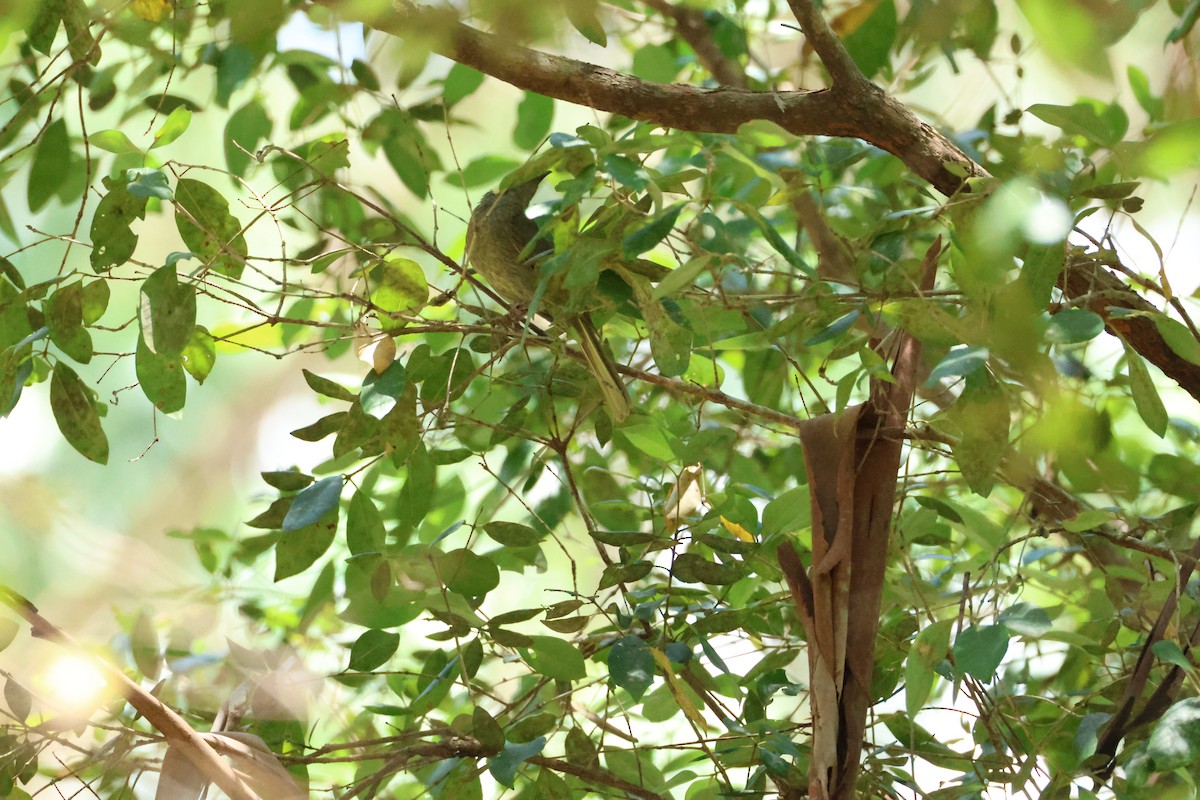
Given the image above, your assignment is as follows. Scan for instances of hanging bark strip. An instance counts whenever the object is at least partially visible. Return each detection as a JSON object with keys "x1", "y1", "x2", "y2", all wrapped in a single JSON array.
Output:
[{"x1": 778, "y1": 238, "x2": 942, "y2": 800}]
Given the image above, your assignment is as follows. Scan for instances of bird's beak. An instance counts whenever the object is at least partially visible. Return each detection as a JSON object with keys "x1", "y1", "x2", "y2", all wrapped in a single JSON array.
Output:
[{"x1": 504, "y1": 171, "x2": 550, "y2": 206}]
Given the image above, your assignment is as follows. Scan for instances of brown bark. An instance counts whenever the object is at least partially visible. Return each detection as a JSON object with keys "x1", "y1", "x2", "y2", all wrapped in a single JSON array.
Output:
[
  {"x1": 778, "y1": 240, "x2": 940, "y2": 800},
  {"x1": 1059, "y1": 250, "x2": 1200, "y2": 403},
  {"x1": 317, "y1": 1, "x2": 1200, "y2": 791}
]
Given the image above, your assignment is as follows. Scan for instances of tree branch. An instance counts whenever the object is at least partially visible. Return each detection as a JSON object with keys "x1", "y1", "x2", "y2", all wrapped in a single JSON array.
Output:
[
  {"x1": 322, "y1": 2, "x2": 1200, "y2": 419},
  {"x1": 639, "y1": 0, "x2": 748, "y2": 88},
  {"x1": 0, "y1": 586, "x2": 262, "y2": 800},
  {"x1": 317, "y1": 0, "x2": 982, "y2": 196},
  {"x1": 1059, "y1": 248, "x2": 1200, "y2": 403},
  {"x1": 785, "y1": 0, "x2": 866, "y2": 88}
]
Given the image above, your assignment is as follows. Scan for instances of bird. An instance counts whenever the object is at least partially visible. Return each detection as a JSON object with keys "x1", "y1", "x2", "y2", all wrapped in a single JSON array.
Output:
[{"x1": 466, "y1": 173, "x2": 632, "y2": 422}]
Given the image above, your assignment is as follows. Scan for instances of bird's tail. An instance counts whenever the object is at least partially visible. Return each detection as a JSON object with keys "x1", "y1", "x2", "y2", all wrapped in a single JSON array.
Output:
[{"x1": 571, "y1": 315, "x2": 631, "y2": 422}]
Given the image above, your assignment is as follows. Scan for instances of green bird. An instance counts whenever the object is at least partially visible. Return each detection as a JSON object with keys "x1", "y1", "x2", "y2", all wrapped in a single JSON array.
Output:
[{"x1": 466, "y1": 174, "x2": 632, "y2": 422}]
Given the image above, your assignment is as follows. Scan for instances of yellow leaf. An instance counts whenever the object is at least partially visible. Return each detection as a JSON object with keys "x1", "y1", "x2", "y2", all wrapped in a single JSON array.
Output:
[
  {"x1": 131, "y1": 0, "x2": 171, "y2": 22},
  {"x1": 720, "y1": 515, "x2": 755, "y2": 543},
  {"x1": 650, "y1": 649, "x2": 708, "y2": 732},
  {"x1": 829, "y1": 0, "x2": 883, "y2": 38}
]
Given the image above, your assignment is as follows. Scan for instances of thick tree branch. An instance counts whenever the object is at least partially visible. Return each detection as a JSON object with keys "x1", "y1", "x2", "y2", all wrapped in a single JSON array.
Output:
[
  {"x1": 319, "y1": 0, "x2": 982, "y2": 196},
  {"x1": 319, "y1": 2, "x2": 1200, "y2": 413},
  {"x1": 1059, "y1": 249, "x2": 1200, "y2": 403}
]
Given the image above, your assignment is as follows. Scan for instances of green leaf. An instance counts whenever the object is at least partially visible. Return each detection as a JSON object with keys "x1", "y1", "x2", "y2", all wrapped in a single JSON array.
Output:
[
  {"x1": 90, "y1": 181, "x2": 147, "y2": 273},
  {"x1": 437, "y1": 549, "x2": 500, "y2": 597},
  {"x1": 150, "y1": 106, "x2": 192, "y2": 149},
  {"x1": 181, "y1": 325, "x2": 216, "y2": 384},
  {"x1": 28, "y1": 117, "x2": 69, "y2": 212},
  {"x1": 473, "y1": 706, "x2": 505, "y2": 751},
  {"x1": 1151, "y1": 640, "x2": 1193, "y2": 672},
  {"x1": 952, "y1": 624, "x2": 1010, "y2": 680},
  {"x1": 130, "y1": 610, "x2": 162, "y2": 680},
  {"x1": 527, "y1": 636, "x2": 586, "y2": 681},
  {"x1": 1027, "y1": 102, "x2": 1122, "y2": 147},
  {"x1": 1128, "y1": 64, "x2": 1165, "y2": 119},
  {"x1": 626, "y1": 269, "x2": 690, "y2": 377},
  {"x1": 949, "y1": 371, "x2": 1009, "y2": 496},
  {"x1": 136, "y1": 334, "x2": 186, "y2": 413},
  {"x1": 0, "y1": 256, "x2": 25, "y2": 290},
  {"x1": 79, "y1": 279, "x2": 109, "y2": 324},
  {"x1": 564, "y1": 726, "x2": 598, "y2": 768},
  {"x1": 608, "y1": 636, "x2": 655, "y2": 700},
  {"x1": 507, "y1": 712, "x2": 555, "y2": 743},
  {"x1": 125, "y1": 168, "x2": 173, "y2": 200},
  {"x1": 456, "y1": 155, "x2": 522, "y2": 189},
  {"x1": 443, "y1": 64, "x2": 486, "y2": 107},
  {"x1": 291, "y1": 412, "x2": 348, "y2": 442},
  {"x1": 348, "y1": 629, "x2": 400, "y2": 671},
  {"x1": 382, "y1": 128, "x2": 431, "y2": 198},
  {"x1": 1147, "y1": 698, "x2": 1200, "y2": 770},
  {"x1": 361, "y1": 361, "x2": 406, "y2": 419},
  {"x1": 997, "y1": 602, "x2": 1052, "y2": 637},
  {"x1": 926, "y1": 345, "x2": 988, "y2": 386},
  {"x1": 0, "y1": 618, "x2": 18, "y2": 653},
  {"x1": 1019, "y1": 243, "x2": 1065, "y2": 309},
  {"x1": 303, "y1": 369, "x2": 357, "y2": 402},
  {"x1": 5, "y1": 675, "x2": 31, "y2": 721},
  {"x1": 805, "y1": 310, "x2": 859, "y2": 346},
  {"x1": 1147, "y1": 454, "x2": 1200, "y2": 496},
  {"x1": 1154, "y1": 314, "x2": 1200, "y2": 365},
  {"x1": 1062, "y1": 508, "x2": 1111, "y2": 532},
  {"x1": 139, "y1": 265, "x2": 197, "y2": 357},
  {"x1": 1046, "y1": 309, "x2": 1104, "y2": 344},
  {"x1": 881, "y1": 713, "x2": 972, "y2": 770},
  {"x1": 216, "y1": 45, "x2": 254, "y2": 107},
  {"x1": 174, "y1": 178, "x2": 248, "y2": 279},
  {"x1": 672, "y1": 552, "x2": 744, "y2": 585},
  {"x1": 761, "y1": 487, "x2": 810, "y2": 537},
  {"x1": 346, "y1": 489, "x2": 385, "y2": 555},
  {"x1": 483, "y1": 521, "x2": 544, "y2": 547},
  {"x1": 350, "y1": 58, "x2": 380, "y2": 90},
  {"x1": 536, "y1": 768, "x2": 571, "y2": 799},
  {"x1": 27, "y1": 0, "x2": 65, "y2": 55},
  {"x1": 261, "y1": 471, "x2": 312, "y2": 492},
  {"x1": 275, "y1": 518, "x2": 337, "y2": 580},
  {"x1": 906, "y1": 619, "x2": 952, "y2": 717},
  {"x1": 631, "y1": 43, "x2": 678, "y2": 82},
  {"x1": 1078, "y1": 181, "x2": 1141, "y2": 200},
  {"x1": 565, "y1": 0, "x2": 606, "y2": 45},
  {"x1": 88, "y1": 129, "x2": 141, "y2": 155},
  {"x1": 46, "y1": 282, "x2": 92, "y2": 364},
  {"x1": 1167, "y1": 0, "x2": 1200, "y2": 43},
  {"x1": 651, "y1": 254, "x2": 712, "y2": 301},
  {"x1": 50, "y1": 362, "x2": 108, "y2": 463},
  {"x1": 842, "y1": 0, "x2": 898, "y2": 79},
  {"x1": 282, "y1": 475, "x2": 344, "y2": 532},
  {"x1": 513, "y1": 92, "x2": 554, "y2": 150},
  {"x1": 597, "y1": 560, "x2": 654, "y2": 589},
  {"x1": 620, "y1": 422, "x2": 675, "y2": 460},
  {"x1": 622, "y1": 203, "x2": 683, "y2": 259},
  {"x1": 489, "y1": 737, "x2": 546, "y2": 788},
  {"x1": 61, "y1": 0, "x2": 97, "y2": 65},
  {"x1": 224, "y1": 100, "x2": 272, "y2": 178},
  {"x1": 1125, "y1": 343, "x2": 1167, "y2": 437},
  {"x1": 368, "y1": 257, "x2": 427, "y2": 331}
]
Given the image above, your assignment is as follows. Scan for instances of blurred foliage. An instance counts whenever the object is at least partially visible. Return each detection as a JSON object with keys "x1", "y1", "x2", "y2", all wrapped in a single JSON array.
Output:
[{"x1": 4, "y1": 0, "x2": 1200, "y2": 798}]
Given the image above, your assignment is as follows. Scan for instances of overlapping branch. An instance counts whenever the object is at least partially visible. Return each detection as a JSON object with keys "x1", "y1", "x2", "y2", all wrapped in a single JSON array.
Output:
[
  {"x1": 326, "y1": 1, "x2": 1199, "y2": 410},
  {"x1": 318, "y1": 0, "x2": 982, "y2": 195}
]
